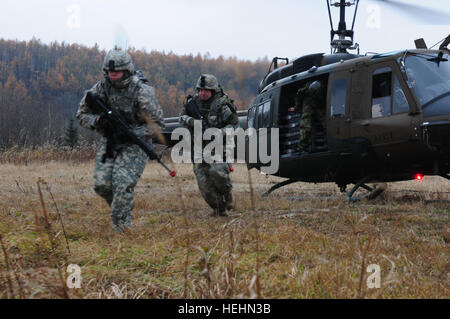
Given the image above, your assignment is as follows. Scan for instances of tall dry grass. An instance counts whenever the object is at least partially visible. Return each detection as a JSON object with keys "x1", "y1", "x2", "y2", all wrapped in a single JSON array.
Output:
[
  {"x1": 0, "y1": 153, "x2": 448, "y2": 299},
  {"x1": 0, "y1": 144, "x2": 97, "y2": 165}
]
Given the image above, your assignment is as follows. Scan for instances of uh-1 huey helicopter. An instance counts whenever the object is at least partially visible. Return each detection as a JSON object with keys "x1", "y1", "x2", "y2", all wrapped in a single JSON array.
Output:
[{"x1": 163, "y1": 0, "x2": 450, "y2": 201}]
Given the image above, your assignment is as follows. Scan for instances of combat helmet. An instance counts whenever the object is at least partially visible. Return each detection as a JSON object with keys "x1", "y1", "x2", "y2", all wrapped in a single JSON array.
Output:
[
  {"x1": 308, "y1": 80, "x2": 322, "y2": 93},
  {"x1": 196, "y1": 74, "x2": 221, "y2": 93},
  {"x1": 103, "y1": 50, "x2": 135, "y2": 74}
]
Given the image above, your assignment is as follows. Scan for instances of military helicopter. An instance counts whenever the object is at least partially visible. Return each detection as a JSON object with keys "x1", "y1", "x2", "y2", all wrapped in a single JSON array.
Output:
[{"x1": 163, "y1": 0, "x2": 450, "y2": 201}]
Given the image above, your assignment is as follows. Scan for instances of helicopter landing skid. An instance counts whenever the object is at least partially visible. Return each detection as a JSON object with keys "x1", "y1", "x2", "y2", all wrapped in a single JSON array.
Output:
[
  {"x1": 262, "y1": 179, "x2": 299, "y2": 197},
  {"x1": 346, "y1": 177, "x2": 387, "y2": 202}
]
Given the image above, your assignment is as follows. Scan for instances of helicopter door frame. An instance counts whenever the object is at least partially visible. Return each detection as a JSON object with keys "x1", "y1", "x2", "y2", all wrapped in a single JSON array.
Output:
[
  {"x1": 246, "y1": 89, "x2": 279, "y2": 168},
  {"x1": 245, "y1": 105, "x2": 257, "y2": 166},
  {"x1": 327, "y1": 70, "x2": 352, "y2": 150},
  {"x1": 351, "y1": 61, "x2": 417, "y2": 164}
]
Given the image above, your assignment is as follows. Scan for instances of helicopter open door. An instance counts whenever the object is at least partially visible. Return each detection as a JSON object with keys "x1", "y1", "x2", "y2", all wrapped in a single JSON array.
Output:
[{"x1": 274, "y1": 75, "x2": 330, "y2": 158}]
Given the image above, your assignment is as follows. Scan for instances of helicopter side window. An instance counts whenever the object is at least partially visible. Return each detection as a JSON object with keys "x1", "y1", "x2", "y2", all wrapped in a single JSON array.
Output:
[
  {"x1": 248, "y1": 106, "x2": 256, "y2": 129},
  {"x1": 371, "y1": 68, "x2": 392, "y2": 118},
  {"x1": 330, "y1": 79, "x2": 347, "y2": 117},
  {"x1": 254, "y1": 101, "x2": 271, "y2": 129},
  {"x1": 393, "y1": 75, "x2": 409, "y2": 114},
  {"x1": 262, "y1": 101, "x2": 271, "y2": 127},
  {"x1": 257, "y1": 104, "x2": 264, "y2": 128}
]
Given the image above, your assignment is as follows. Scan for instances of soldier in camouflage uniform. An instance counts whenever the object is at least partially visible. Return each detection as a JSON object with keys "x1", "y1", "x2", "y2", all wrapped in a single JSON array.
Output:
[
  {"x1": 179, "y1": 74, "x2": 239, "y2": 217},
  {"x1": 296, "y1": 80, "x2": 326, "y2": 151},
  {"x1": 76, "y1": 50, "x2": 164, "y2": 233}
]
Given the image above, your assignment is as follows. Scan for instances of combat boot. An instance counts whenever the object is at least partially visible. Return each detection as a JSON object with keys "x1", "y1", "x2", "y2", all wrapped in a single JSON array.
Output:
[
  {"x1": 112, "y1": 222, "x2": 130, "y2": 235},
  {"x1": 211, "y1": 207, "x2": 228, "y2": 217},
  {"x1": 224, "y1": 193, "x2": 234, "y2": 210},
  {"x1": 113, "y1": 223, "x2": 125, "y2": 234}
]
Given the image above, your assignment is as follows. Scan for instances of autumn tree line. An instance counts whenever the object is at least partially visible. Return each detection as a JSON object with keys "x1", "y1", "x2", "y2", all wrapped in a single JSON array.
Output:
[{"x1": 0, "y1": 38, "x2": 269, "y2": 149}]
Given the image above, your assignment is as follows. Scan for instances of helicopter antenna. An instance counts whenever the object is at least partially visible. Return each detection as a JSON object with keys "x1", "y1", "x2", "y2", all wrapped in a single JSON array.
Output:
[
  {"x1": 327, "y1": 0, "x2": 360, "y2": 54},
  {"x1": 440, "y1": 34, "x2": 450, "y2": 51}
]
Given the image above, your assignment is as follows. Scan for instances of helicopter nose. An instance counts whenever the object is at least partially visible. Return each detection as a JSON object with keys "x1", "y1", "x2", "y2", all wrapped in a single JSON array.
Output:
[{"x1": 421, "y1": 121, "x2": 450, "y2": 152}]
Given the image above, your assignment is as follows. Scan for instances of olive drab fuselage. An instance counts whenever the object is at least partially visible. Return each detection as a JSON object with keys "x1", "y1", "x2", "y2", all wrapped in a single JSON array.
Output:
[
  {"x1": 161, "y1": 49, "x2": 450, "y2": 191},
  {"x1": 161, "y1": 2, "x2": 450, "y2": 196},
  {"x1": 245, "y1": 49, "x2": 450, "y2": 188}
]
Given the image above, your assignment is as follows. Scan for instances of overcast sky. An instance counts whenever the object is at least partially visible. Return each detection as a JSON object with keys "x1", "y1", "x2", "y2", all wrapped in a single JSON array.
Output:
[{"x1": 1, "y1": 0, "x2": 449, "y2": 61}]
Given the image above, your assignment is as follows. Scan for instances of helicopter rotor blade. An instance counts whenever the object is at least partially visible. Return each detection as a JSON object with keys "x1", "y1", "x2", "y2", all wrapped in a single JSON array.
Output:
[{"x1": 371, "y1": 0, "x2": 450, "y2": 25}]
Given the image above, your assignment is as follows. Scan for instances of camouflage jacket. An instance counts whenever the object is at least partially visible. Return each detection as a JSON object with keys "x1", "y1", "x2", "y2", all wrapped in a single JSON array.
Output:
[
  {"x1": 179, "y1": 93, "x2": 239, "y2": 131},
  {"x1": 76, "y1": 74, "x2": 165, "y2": 141}
]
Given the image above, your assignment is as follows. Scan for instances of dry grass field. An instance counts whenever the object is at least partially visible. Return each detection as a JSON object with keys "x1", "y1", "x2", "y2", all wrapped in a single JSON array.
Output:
[{"x1": 0, "y1": 155, "x2": 449, "y2": 299}]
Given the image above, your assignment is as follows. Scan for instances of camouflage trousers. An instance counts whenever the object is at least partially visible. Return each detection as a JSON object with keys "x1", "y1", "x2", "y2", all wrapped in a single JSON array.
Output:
[
  {"x1": 193, "y1": 162, "x2": 232, "y2": 215},
  {"x1": 299, "y1": 102, "x2": 325, "y2": 151},
  {"x1": 299, "y1": 102, "x2": 314, "y2": 150},
  {"x1": 93, "y1": 142, "x2": 148, "y2": 233}
]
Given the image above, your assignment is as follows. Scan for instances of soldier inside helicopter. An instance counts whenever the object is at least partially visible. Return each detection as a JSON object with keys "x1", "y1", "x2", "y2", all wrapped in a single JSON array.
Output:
[
  {"x1": 296, "y1": 80, "x2": 326, "y2": 152},
  {"x1": 278, "y1": 77, "x2": 328, "y2": 157}
]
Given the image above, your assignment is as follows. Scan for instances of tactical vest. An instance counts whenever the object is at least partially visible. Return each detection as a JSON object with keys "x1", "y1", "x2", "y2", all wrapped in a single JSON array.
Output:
[
  {"x1": 189, "y1": 94, "x2": 236, "y2": 129},
  {"x1": 100, "y1": 75, "x2": 146, "y2": 127}
]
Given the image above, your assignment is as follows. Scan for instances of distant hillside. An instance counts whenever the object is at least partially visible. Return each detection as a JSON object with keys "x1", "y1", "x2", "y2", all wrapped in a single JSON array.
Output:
[{"x1": 0, "y1": 39, "x2": 269, "y2": 148}]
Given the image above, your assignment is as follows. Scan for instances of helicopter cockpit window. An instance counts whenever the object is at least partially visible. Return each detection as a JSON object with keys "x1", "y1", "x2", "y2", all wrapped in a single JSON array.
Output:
[
  {"x1": 330, "y1": 79, "x2": 347, "y2": 117},
  {"x1": 371, "y1": 67, "x2": 392, "y2": 118},
  {"x1": 404, "y1": 53, "x2": 450, "y2": 117}
]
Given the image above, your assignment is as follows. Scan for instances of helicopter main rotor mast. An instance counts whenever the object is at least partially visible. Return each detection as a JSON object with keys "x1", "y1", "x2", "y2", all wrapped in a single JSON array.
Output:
[{"x1": 327, "y1": 0, "x2": 360, "y2": 54}]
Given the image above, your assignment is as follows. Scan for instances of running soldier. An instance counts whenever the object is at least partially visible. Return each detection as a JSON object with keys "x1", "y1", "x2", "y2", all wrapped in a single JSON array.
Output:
[
  {"x1": 77, "y1": 50, "x2": 164, "y2": 233},
  {"x1": 179, "y1": 74, "x2": 239, "y2": 216}
]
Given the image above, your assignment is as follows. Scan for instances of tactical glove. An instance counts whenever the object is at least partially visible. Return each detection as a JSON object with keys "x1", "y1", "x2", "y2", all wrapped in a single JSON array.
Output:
[
  {"x1": 181, "y1": 115, "x2": 195, "y2": 127},
  {"x1": 96, "y1": 115, "x2": 115, "y2": 134},
  {"x1": 85, "y1": 92, "x2": 99, "y2": 108},
  {"x1": 147, "y1": 150, "x2": 159, "y2": 161}
]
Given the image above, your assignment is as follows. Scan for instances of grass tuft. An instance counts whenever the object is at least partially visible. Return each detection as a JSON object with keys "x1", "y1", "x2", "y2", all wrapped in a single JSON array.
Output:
[{"x1": 0, "y1": 159, "x2": 449, "y2": 299}]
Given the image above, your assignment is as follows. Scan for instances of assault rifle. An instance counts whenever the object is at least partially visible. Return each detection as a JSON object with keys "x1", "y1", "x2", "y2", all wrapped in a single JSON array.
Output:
[
  {"x1": 185, "y1": 97, "x2": 209, "y2": 131},
  {"x1": 86, "y1": 92, "x2": 176, "y2": 177},
  {"x1": 185, "y1": 96, "x2": 234, "y2": 172}
]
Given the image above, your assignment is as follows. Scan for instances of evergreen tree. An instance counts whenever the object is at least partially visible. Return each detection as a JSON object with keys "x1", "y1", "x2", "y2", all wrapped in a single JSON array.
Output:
[{"x1": 64, "y1": 118, "x2": 79, "y2": 148}]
